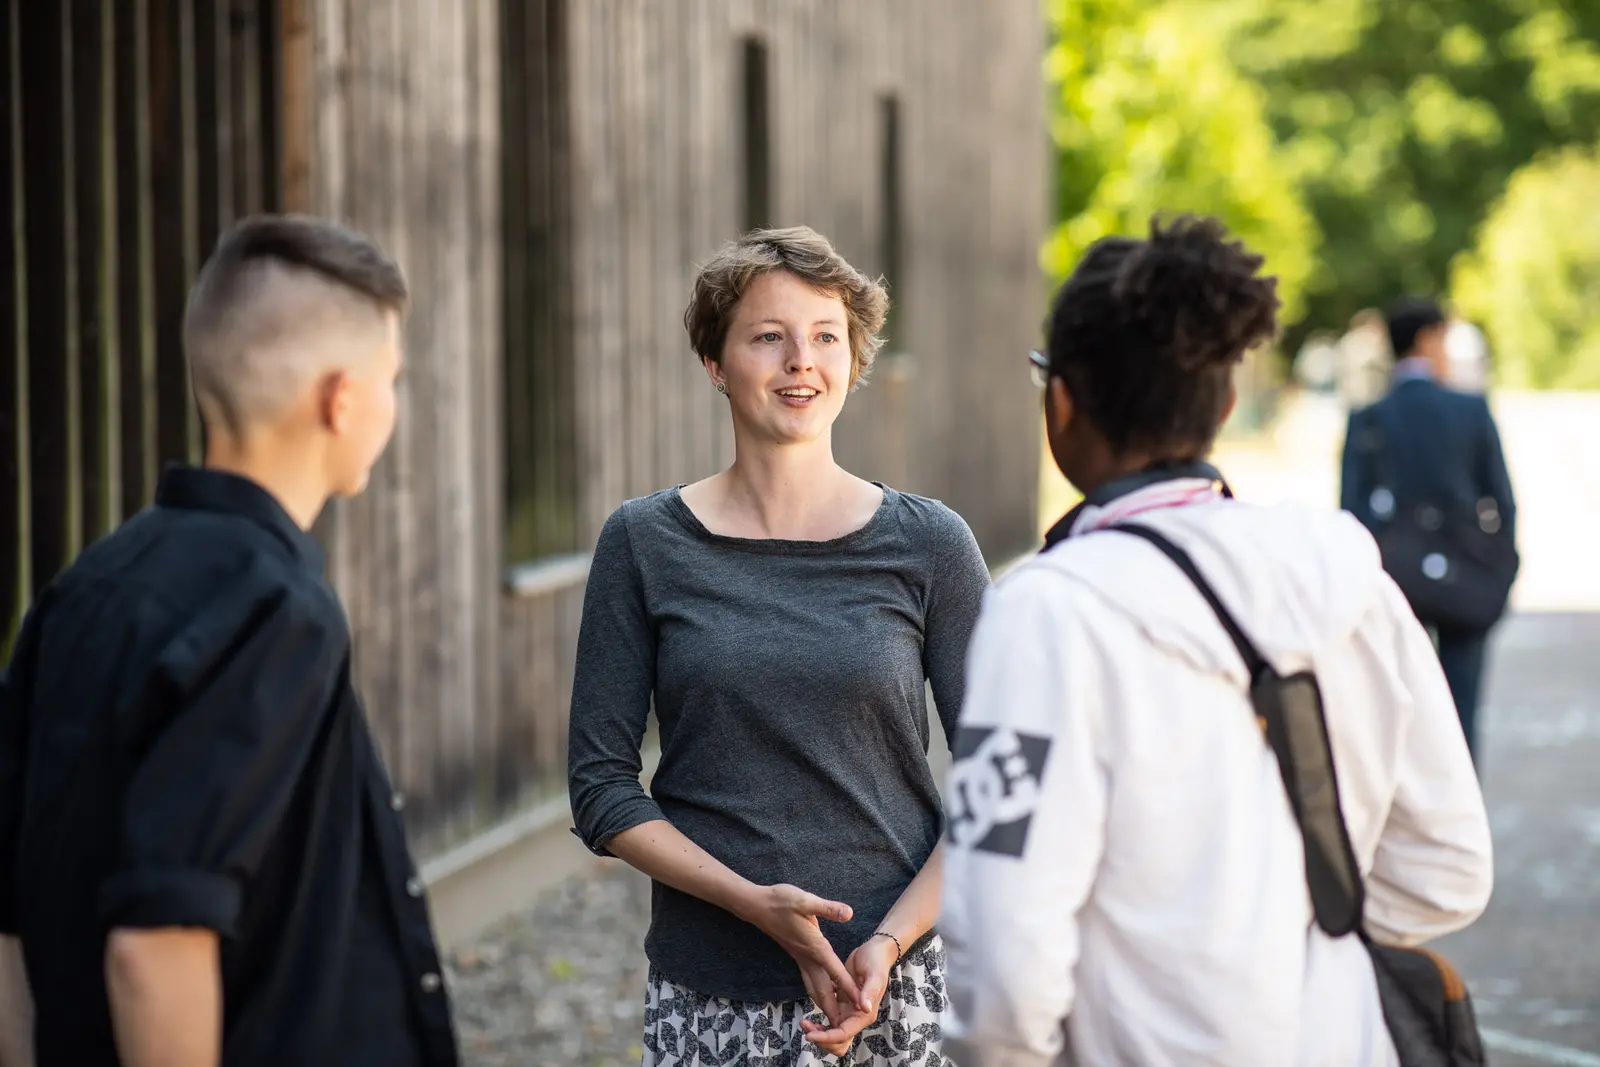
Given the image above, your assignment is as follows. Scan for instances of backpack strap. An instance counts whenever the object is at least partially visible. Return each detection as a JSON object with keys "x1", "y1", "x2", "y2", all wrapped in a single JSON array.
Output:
[{"x1": 1111, "y1": 522, "x2": 1367, "y2": 938}]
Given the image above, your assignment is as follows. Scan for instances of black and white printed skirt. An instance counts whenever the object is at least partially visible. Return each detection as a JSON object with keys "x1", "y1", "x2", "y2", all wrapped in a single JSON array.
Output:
[{"x1": 641, "y1": 936, "x2": 949, "y2": 1067}]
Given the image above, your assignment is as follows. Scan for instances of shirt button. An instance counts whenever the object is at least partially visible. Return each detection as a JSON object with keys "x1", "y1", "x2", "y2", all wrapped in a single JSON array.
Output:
[
  {"x1": 420, "y1": 972, "x2": 441, "y2": 993},
  {"x1": 406, "y1": 877, "x2": 424, "y2": 898},
  {"x1": 390, "y1": 792, "x2": 406, "y2": 812}
]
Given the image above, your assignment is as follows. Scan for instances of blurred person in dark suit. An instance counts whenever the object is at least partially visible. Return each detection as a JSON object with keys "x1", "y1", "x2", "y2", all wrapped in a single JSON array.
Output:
[{"x1": 1341, "y1": 297, "x2": 1518, "y2": 762}]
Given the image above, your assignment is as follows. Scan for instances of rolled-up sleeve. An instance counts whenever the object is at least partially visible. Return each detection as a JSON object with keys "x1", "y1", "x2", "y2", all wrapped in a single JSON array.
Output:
[
  {"x1": 567, "y1": 506, "x2": 665, "y2": 855},
  {"x1": 99, "y1": 575, "x2": 343, "y2": 937},
  {"x1": 0, "y1": 603, "x2": 46, "y2": 935}
]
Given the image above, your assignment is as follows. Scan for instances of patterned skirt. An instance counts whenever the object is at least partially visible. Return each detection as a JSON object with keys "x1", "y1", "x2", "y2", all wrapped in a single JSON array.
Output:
[{"x1": 641, "y1": 936, "x2": 948, "y2": 1067}]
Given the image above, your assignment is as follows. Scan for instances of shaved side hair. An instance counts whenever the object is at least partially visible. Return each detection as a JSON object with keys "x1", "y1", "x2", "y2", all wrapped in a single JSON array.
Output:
[{"x1": 183, "y1": 215, "x2": 408, "y2": 435}]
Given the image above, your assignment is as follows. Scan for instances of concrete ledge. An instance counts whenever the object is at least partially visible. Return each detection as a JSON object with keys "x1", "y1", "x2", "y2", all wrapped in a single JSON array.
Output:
[
  {"x1": 503, "y1": 551, "x2": 592, "y2": 599},
  {"x1": 421, "y1": 748, "x2": 659, "y2": 951},
  {"x1": 422, "y1": 803, "x2": 610, "y2": 951}
]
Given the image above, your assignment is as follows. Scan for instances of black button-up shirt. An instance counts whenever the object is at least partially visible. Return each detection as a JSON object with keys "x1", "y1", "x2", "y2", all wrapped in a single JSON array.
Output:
[{"x1": 0, "y1": 466, "x2": 458, "y2": 1067}]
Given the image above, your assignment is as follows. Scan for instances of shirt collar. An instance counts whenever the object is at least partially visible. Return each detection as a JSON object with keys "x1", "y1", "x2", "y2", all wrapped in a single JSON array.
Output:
[
  {"x1": 1392, "y1": 355, "x2": 1436, "y2": 385},
  {"x1": 154, "y1": 464, "x2": 327, "y2": 571},
  {"x1": 1043, "y1": 459, "x2": 1232, "y2": 551}
]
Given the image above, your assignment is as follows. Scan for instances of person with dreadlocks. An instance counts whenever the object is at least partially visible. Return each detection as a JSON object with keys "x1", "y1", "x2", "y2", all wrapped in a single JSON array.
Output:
[{"x1": 940, "y1": 215, "x2": 1492, "y2": 1067}]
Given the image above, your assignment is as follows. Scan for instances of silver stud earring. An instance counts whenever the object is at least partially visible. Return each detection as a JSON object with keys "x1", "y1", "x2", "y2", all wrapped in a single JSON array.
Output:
[{"x1": 715, "y1": 381, "x2": 726, "y2": 394}]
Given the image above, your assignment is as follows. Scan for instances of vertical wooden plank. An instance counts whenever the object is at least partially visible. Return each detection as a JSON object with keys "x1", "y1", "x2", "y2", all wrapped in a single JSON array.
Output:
[
  {"x1": 1002, "y1": 0, "x2": 1047, "y2": 553},
  {"x1": 967, "y1": 0, "x2": 1004, "y2": 546},
  {"x1": 653, "y1": 0, "x2": 689, "y2": 489},
  {"x1": 193, "y1": 0, "x2": 232, "y2": 250},
  {"x1": 299, "y1": 0, "x2": 348, "y2": 590},
  {"x1": 19, "y1": 0, "x2": 79, "y2": 590},
  {"x1": 404, "y1": 0, "x2": 441, "y2": 835},
  {"x1": 714, "y1": 1, "x2": 738, "y2": 469},
  {"x1": 525, "y1": 0, "x2": 567, "y2": 559},
  {"x1": 501, "y1": 0, "x2": 529, "y2": 561},
  {"x1": 707, "y1": 0, "x2": 735, "y2": 474},
  {"x1": 430, "y1": 0, "x2": 477, "y2": 842},
  {"x1": 256, "y1": 0, "x2": 282, "y2": 212},
  {"x1": 566, "y1": 0, "x2": 600, "y2": 543},
  {"x1": 373, "y1": 0, "x2": 418, "y2": 813},
  {"x1": 74, "y1": 0, "x2": 117, "y2": 539},
  {"x1": 1, "y1": 0, "x2": 30, "y2": 645},
  {"x1": 147, "y1": 0, "x2": 200, "y2": 467},
  {"x1": 468, "y1": 0, "x2": 502, "y2": 827},
  {"x1": 618, "y1": 4, "x2": 652, "y2": 501},
  {"x1": 114, "y1": 0, "x2": 155, "y2": 518},
  {"x1": 826, "y1": 0, "x2": 870, "y2": 474},
  {"x1": 929, "y1": 0, "x2": 958, "y2": 505},
  {"x1": 278, "y1": 0, "x2": 312, "y2": 215},
  {"x1": 525, "y1": 0, "x2": 554, "y2": 554},
  {"x1": 682, "y1": 0, "x2": 716, "y2": 480},
  {"x1": 230, "y1": 0, "x2": 264, "y2": 215},
  {"x1": 547, "y1": 0, "x2": 578, "y2": 554},
  {"x1": 579, "y1": 0, "x2": 626, "y2": 540}
]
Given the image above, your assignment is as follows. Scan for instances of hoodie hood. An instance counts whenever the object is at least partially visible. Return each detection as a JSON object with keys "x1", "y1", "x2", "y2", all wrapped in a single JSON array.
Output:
[{"x1": 1028, "y1": 498, "x2": 1386, "y2": 684}]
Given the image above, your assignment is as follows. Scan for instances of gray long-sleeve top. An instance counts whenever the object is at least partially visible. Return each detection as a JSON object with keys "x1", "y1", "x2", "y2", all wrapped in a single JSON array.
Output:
[{"x1": 567, "y1": 485, "x2": 990, "y2": 1001}]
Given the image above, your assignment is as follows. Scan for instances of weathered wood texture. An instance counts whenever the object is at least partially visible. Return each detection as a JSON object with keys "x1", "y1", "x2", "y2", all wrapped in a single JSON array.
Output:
[
  {"x1": 3, "y1": 0, "x2": 281, "y2": 650},
  {"x1": 287, "y1": 0, "x2": 503, "y2": 855},
  {"x1": 558, "y1": 0, "x2": 1049, "y2": 556},
  {"x1": 290, "y1": 0, "x2": 1048, "y2": 854},
  {"x1": 8, "y1": 0, "x2": 1046, "y2": 856}
]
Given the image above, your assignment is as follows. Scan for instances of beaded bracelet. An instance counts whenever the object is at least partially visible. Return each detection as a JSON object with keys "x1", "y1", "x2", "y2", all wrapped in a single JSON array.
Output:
[{"x1": 872, "y1": 930, "x2": 904, "y2": 962}]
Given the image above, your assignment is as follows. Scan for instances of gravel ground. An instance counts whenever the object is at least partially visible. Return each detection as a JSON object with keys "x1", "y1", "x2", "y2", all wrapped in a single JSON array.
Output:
[{"x1": 449, "y1": 864, "x2": 654, "y2": 1067}]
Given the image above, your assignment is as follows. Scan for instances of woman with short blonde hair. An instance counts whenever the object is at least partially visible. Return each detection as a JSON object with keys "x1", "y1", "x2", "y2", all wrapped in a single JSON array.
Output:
[{"x1": 569, "y1": 226, "x2": 988, "y2": 1065}]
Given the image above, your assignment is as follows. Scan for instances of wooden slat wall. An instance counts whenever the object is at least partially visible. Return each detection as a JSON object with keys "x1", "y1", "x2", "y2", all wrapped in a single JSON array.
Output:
[
  {"x1": 555, "y1": 0, "x2": 1046, "y2": 552},
  {"x1": 3, "y1": 0, "x2": 281, "y2": 653},
  {"x1": 280, "y1": 0, "x2": 1046, "y2": 854},
  {"x1": 293, "y1": 0, "x2": 503, "y2": 855}
]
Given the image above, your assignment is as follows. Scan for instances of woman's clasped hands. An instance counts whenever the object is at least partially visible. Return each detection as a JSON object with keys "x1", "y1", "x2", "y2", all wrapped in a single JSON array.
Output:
[{"x1": 737, "y1": 883, "x2": 897, "y2": 1057}]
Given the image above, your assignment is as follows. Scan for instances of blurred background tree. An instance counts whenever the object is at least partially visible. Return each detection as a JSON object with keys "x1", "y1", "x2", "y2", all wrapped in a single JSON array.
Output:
[
  {"x1": 1452, "y1": 145, "x2": 1600, "y2": 388},
  {"x1": 1042, "y1": 0, "x2": 1318, "y2": 323},
  {"x1": 1045, "y1": 0, "x2": 1600, "y2": 385}
]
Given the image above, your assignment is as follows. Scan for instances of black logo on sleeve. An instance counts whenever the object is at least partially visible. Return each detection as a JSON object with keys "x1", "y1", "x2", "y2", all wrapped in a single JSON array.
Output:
[{"x1": 945, "y1": 726, "x2": 1052, "y2": 858}]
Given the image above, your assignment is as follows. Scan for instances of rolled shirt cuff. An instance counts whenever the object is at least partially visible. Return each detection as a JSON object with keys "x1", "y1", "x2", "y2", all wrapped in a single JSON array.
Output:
[
  {"x1": 100, "y1": 869, "x2": 243, "y2": 938},
  {"x1": 571, "y1": 793, "x2": 668, "y2": 857}
]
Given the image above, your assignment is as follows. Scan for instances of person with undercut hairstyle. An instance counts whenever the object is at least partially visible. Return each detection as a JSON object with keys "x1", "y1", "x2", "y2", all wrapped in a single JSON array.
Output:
[
  {"x1": 941, "y1": 215, "x2": 1491, "y2": 1067},
  {"x1": 0, "y1": 216, "x2": 459, "y2": 1067}
]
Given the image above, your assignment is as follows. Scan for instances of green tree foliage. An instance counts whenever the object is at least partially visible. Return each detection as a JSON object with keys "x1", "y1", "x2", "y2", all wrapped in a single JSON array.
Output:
[
  {"x1": 1047, "y1": 0, "x2": 1600, "y2": 373},
  {"x1": 1042, "y1": 0, "x2": 1318, "y2": 323},
  {"x1": 1452, "y1": 146, "x2": 1600, "y2": 388},
  {"x1": 1231, "y1": 0, "x2": 1600, "y2": 348}
]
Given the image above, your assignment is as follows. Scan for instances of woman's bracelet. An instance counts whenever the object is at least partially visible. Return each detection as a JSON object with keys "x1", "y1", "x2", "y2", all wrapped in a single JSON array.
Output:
[{"x1": 872, "y1": 930, "x2": 904, "y2": 962}]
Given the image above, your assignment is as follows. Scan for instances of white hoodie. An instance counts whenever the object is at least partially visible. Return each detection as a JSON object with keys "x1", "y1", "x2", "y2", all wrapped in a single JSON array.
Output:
[{"x1": 940, "y1": 493, "x2": 1493, "y2": 1067}]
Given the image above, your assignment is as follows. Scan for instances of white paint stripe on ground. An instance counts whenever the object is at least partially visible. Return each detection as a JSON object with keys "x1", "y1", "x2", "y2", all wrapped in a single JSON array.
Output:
[{"x1": 1482, "y1": 1028, "x2": 1600, "y2": 1067}]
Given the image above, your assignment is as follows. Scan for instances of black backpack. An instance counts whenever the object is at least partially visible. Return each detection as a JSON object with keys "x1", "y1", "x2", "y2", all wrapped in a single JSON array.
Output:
[
  {"x1": 1112, "y1": 522, "x2": 1487, "y2": 1067},
  {"x1": 1355, "y1": 403, "x2": 1517, "y2": 632}
]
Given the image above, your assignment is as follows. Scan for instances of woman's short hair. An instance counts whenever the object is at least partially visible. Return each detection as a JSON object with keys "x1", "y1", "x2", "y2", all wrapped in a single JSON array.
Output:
[
  {"x1": 1045, "y1": 213, "x2": 1281, "y2": 457},
  {"x1": 683, "y1": 226, "x2": 889, "y2": 386}
]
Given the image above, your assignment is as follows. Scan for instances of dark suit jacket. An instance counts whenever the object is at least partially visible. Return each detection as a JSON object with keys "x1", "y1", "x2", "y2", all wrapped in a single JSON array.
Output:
[{"x1": 1340, "y1": 376, "x2": 1516, "y2": 540}]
